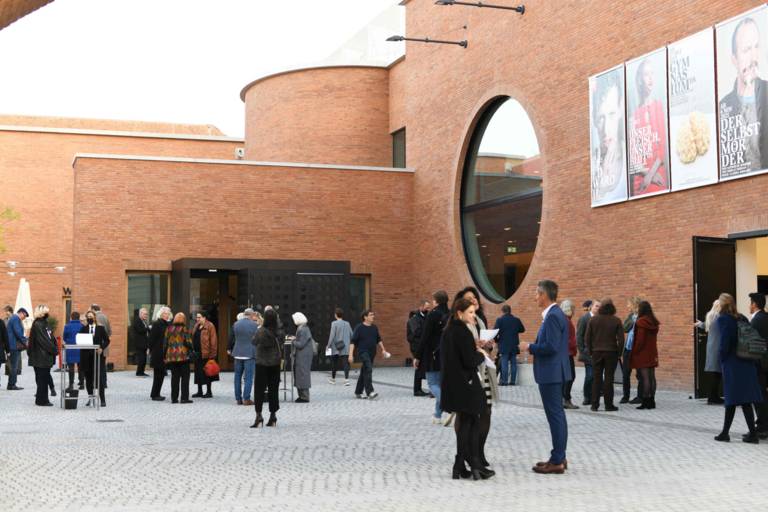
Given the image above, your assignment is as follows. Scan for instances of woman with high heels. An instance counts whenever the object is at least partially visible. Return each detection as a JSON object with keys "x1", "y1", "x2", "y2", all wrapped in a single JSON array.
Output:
[
  {"x1": 252, "y1": 309, "x2": 282, "y2": 428},
  {"x1": 440, "y1": 297, "x2": 495, "y2": 480},
  {"x1": 714, "y1": 293, "x2": 763, "y2": 443}
]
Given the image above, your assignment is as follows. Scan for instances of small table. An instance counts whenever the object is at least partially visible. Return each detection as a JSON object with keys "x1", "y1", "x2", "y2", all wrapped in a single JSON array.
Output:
[
  {"x1": 59, "y1": 344, "x2": 101, "y2": 411},
  {"x1": 281, "y1": 336, "x2": 294, "y2": 402}
]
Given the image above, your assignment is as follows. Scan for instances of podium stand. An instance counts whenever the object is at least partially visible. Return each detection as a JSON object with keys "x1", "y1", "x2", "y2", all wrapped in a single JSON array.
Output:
[
  {"x1": 60, "y1": 345, "x2": 101, "y2": 411},
  {"x1": 281, "y1": 336, "x2": 294, "y2": 402}
]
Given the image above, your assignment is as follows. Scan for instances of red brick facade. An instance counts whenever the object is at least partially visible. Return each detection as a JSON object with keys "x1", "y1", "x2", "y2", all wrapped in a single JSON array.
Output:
[{"x1": 3, "y1": 0, "x2": 768, "y2": 389}]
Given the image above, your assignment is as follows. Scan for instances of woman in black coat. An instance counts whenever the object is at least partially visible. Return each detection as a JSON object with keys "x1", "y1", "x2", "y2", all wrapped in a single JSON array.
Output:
[
  {"x1": 80, "y1": 309, "x2": 110, "y2": 407},
  {"x1": 28, "y1": 305, "x2": 57, "y2": 406},
  {"x1": 149, "y1": 307, "x2": 171, "y2": 401},
  {"x1": 440, "y1": 297, "x2": 494, "y2": 480},
  {"x1": 251, "y1": 309, "x2": 283, "y2": 428}
]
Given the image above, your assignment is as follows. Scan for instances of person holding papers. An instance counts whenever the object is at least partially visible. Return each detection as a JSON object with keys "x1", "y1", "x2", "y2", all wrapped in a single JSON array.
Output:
[
  {"x1": 452, "y1": 289, "x2": 499, "y2": 469},
  {"x1": 440, "y1": 297, "x2": 494, "y2": 480},
  {"x1": 80, "y1": 309, "x2": 110, "y2": 407}
]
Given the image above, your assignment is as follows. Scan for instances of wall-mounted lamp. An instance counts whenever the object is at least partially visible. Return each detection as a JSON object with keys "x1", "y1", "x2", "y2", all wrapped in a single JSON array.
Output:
[
  {"x1": 435, "y1": 0, "x2": 525, "y2": 14},
  {"x1": 386, "y1": 35, "x2": 468, "y2": 48},
  {"x1": 54, "y1": 266, "x2": 66, "y2": 273},
  {"x1": 6, "y1": 260, "x2": 17, "y2": 269}
]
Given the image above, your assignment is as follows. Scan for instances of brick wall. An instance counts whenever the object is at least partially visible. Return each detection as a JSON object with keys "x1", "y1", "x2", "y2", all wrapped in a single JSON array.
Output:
[
  {"x1": 0, "y1": 120, "x2": 241, "y2": 333},
  {"x1": 243, "y1": 66, "x2": 392, "y2": 167},
  {"x1": 72, "y1": 157, "x2": 415, "y2": 368},
  {"x1": 398, "y1": 0, "x2": 768, "y2": 389}
]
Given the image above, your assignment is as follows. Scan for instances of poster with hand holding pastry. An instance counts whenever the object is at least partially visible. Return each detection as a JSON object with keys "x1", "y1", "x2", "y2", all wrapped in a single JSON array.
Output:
[{"x1": 668, "y1": 28, "x2": 718, "y2": 191}]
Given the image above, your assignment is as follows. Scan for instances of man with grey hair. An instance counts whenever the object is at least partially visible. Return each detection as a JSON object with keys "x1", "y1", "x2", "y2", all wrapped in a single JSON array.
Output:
[
  {"x1": 523, "y1": 280, "x2": 571, "y2": 474},
  {"x1": 231, "y1": 308, "x2": 258, "y2": 405},
  {"x1": 133, "y1": 307, "x2": 151, "y2": 377}
]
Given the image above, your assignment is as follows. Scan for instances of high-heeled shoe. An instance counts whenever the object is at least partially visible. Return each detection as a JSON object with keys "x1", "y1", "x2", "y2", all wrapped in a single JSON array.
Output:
[
  {"x1": 266, "y1": 415, "x2": 277, "y2": 427},
  {"x1": 250, "y1": 414, "x2": 264, "y2": 428},
  {"x1": 451, "y1": 455, "x2": 471, "y2": 479},
  {"x1": 470, "y1": 458, "x2": 496, "y2": 480}
]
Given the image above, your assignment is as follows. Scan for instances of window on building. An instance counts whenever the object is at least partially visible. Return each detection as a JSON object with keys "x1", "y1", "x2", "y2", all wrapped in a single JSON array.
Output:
[
  {"x1": 392, "y1": 128, "x2": 406, "y2": 168},
  {"x1": 127, "y1": 272, "x2": 170, "y2": 365},
  {"x1": 460, "y1": 97, "x2": 542, "y2": 303},
  {"x1": 349, "y1": 274, "x2": 371, "y2": 327}
]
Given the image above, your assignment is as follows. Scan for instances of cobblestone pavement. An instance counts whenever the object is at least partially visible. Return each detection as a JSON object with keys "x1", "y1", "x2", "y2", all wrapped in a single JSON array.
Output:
[{"x1": 0, "y1": 364, "x2": 766, "y2": 511}]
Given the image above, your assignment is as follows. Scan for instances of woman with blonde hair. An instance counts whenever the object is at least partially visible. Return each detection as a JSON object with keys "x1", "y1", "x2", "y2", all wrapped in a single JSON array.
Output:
[
  {"x1": 164, "y1": 312, "x2": 194, "y2": 404},
  {"x1": 714, "y1": 293, "x2": 763, "y2": 443},
  {"x1": 28, "y1": 305, "x2": 57, "y2": 406},
  {"x1": 695, "y1": 299, "x2": 724, "y2": 405}
]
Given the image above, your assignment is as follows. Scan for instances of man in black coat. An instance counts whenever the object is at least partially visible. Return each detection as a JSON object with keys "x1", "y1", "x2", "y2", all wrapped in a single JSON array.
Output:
[
  {"x1": 149, "y1": 307, "x2": 171, "y2": 401},
  {"x1": 414, "y1": 290, "x2": 450, "y2": 422},
  {"x1": 748, "y1": 292, "x2": 768, "y2": 439},
  {"x1": 407, "y1": 299, "x2": 431, "y2": 396},
  {"x1": 132, "y1": 308, "x2": 151, "y2": 377}
]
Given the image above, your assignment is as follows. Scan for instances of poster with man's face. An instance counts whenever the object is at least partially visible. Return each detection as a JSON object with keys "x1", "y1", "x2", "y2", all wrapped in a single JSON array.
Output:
[
  {"x1": 589, "y1": 65, "x2": 628, "y2": 207},
  {"x1": 716, "y1": 5, "x2": 768, "y2": 181},
  {"x1": 626, "y1": 48, "x2": 670, "y2": 198},
  {"x1": 669, "y1": 29, "x2": 718, "y2": 191}
]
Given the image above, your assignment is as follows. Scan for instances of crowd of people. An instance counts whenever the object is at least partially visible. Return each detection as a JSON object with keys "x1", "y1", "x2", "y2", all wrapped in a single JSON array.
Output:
[{"x1": 0, "y1": 281, "x2": 766, "y2": 479}]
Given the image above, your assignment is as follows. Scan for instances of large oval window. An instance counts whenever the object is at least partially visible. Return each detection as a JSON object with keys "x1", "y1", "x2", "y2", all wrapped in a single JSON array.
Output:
[{"x1": 460, "y1": 97, "x2": 542, "y2": 303}]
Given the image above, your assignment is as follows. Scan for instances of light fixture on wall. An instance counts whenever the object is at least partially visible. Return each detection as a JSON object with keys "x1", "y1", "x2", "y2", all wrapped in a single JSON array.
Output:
[
  {"x1": 435, "y1": 0, "x2": 525, "y2": 13},
  {"x1": 386, "y1": 35, "x2": 468, "y2": 48}
]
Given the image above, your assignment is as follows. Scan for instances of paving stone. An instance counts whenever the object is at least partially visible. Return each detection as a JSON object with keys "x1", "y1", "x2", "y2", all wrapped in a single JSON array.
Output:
[{"x1": 0, "y1": 364, "x2": 765, "y2": 511}]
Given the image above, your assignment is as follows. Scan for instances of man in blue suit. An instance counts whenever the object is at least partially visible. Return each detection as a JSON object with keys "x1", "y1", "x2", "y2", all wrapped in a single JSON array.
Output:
[
  {"x1": 6, "y1": 308, "x2": 29, "y2": 391},
  {"x1": 524, "y1": 280, "x2": 572, "y2": 474}
]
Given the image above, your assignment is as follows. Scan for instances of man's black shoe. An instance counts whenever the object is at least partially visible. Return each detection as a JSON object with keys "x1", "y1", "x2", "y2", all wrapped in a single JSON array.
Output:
[
  {"x1": 757, "y1": 430, "x2": 768, "y2": 440},
  {"x1": 151, "y1": 396, "x2": 166, "y2": 401},
  {"x1": 707, "y1": 397, "x2": 725, "y2": 405},
  {"x1": 7, "y1": 386, "x2": 23, "y2": 391},
  {"x1": 619, "y1": 397, "x2": 629, "y2": 404},
  {"x1": 629, "y1": 397, "x2": 642, "y2": 404},
  {"x1": 414, "y1": 390, "x2": 428, "y2": 397}
]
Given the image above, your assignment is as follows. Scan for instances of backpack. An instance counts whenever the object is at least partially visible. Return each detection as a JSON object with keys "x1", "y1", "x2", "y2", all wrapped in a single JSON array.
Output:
[{"x1": 736, "y1": 320, "x2": 768, "y2": 361}]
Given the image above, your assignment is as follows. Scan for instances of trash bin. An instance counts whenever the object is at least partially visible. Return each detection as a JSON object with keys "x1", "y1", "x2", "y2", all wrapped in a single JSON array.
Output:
[{"x1": 64, "y1": 388, "x2": 79, "y2": 410}]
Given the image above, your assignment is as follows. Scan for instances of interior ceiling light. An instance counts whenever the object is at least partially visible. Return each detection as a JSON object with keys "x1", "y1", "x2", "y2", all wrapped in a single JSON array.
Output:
[
  {"x1": 435, "y1": 0, "x2": 525, "y2": 14},
  {"x1": 386, "y1": 35, "x2": 468, "y2": 48},
  {"x1": 503, "y1": 227, "x2": 511, "y2": 231}
]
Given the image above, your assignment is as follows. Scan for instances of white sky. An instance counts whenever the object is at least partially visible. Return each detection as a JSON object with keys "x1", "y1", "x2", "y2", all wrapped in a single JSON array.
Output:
[
  {"x1": 0, "y1": 0, "x2": 401, "y2": 137},
  {"x1": 478, "y1": 99, "x2": 540, "y2": 158}
]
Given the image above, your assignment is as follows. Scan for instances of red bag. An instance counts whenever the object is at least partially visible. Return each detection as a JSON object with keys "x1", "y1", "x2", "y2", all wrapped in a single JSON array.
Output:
[{"x1": 203, "y1": 359, "x2": 220, "y2": 378}]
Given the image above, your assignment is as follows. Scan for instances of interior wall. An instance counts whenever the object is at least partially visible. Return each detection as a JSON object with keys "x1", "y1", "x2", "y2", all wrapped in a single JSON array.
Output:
[
  {"x1": 736, "y1": 238, "x2": 758, "y2": 314},
  {"x1": 757, "y1": 237, "x2": 768, "y2": 276}
]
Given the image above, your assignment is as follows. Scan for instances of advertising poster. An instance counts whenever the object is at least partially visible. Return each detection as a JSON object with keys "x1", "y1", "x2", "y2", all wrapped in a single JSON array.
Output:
[
  {"x1": 627, "y1": 48, "x2": 671, "y2": 198},
  {"x1": 716, "y1": 5, "x2": 768, "y2": 181},
  {"x1": 668, "y1": 29, "x2": 718, "y2": 191},
  {"x1": 589, "y1": 65, "x2": 628, "y2": 207}
]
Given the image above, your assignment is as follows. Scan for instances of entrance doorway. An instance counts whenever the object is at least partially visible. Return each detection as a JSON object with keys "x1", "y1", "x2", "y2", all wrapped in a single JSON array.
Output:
[
  {"x1": 190, "y1": 270, "x2": 238, "y2": 370},
  {"x1": 693, "y1": 234, "x2": 768, "y2": 398}
]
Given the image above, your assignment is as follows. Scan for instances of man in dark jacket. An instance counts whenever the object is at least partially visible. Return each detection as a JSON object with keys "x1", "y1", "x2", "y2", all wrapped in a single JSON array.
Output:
[
  {"x1": 748, "y1": 292, "x2": 768, "y2": 439},
  {"x1": 494, "y1": 304, "x2": 525, "y2": 385},
  {"x1": 407, "y1": 300, "x2": 431, "y2": 396},
  {"x1": 0, "y1": 305, "x2": 10, "y2": 387},
  {"x1": 132, "y1": 308, "x2": 151, "y2": 377},
  {"x1": 576, "y1": 300, "x2": 597, "y2": 406},
  {"x1": 149, "y1": 307, "x2": 171, "y2": 401},
  {"x1": 414, "y1": 290, "x2": 449, "y2": 423},
  {"x1": 6, "y1": 308, "x2": 28, "y2": 391}
]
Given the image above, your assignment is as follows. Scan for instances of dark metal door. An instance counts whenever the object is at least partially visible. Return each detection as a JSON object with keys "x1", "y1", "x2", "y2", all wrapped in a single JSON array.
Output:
[
  {"x1": 296, "y1": 273, "x2": 348, "y2": 371},
  {"x1": 692, "y1": 236, "x2": 736, "y2": 398}
]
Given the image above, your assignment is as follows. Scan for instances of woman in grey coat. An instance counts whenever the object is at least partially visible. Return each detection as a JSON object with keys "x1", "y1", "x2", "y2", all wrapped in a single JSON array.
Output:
[
  {"x1": 327, "y1": 308, "x2": 353, "y2": 385},
  {"x1": 696, "y1": 299, "x2": 723, "y2": 405},
  {"x1": 292, "y1": 312, "x2": 314, "y2": 403}
]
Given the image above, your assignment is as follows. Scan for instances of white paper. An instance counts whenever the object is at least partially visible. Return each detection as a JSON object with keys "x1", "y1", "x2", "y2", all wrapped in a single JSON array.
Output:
[
  {"x1": 483, "y1": 354, "x2": 496, "y2": 370},
  {"x1": 324, "y1": 346, "x2": 332, "y2": 356},
  {"x1": 75, "y1": 333, "x2": 93, "y2": 346},
  {"x1": 479, "y1": 329, "x2": 499, "y2": 341}
]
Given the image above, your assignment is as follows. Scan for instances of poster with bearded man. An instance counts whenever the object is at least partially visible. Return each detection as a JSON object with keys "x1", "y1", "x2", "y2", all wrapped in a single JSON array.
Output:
[{"x1": 716, "y1": 5, "x2": 768, "y2": 181}]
